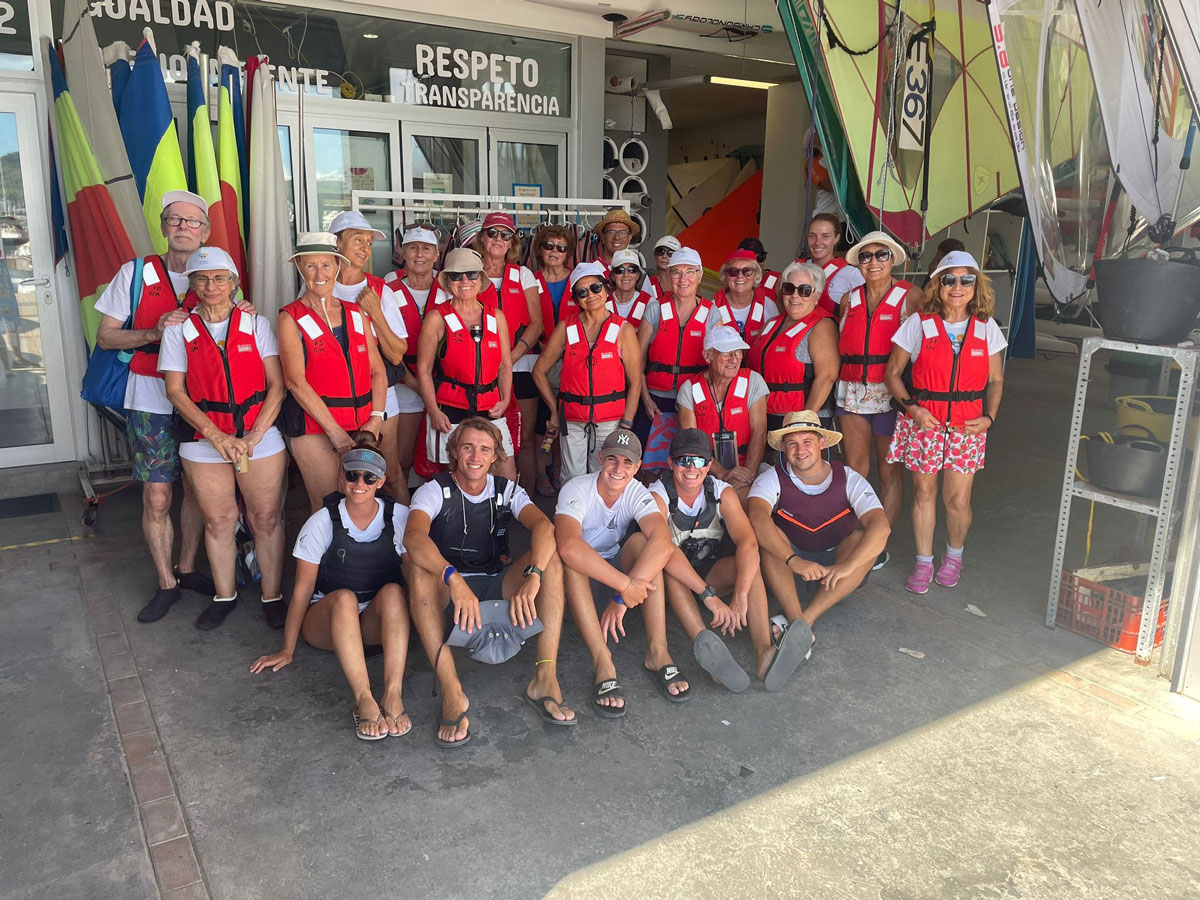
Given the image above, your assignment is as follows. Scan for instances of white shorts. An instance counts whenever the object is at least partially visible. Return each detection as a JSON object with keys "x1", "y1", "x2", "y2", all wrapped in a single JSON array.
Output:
[
  {"x1": 560, "y1": 419, "x2": 619, "y2": 481},
  {"x1": 393, "y1": 383, "x2": 426, "y2": 415},
  {"x1": 179, "y1": 426, "x2": 287, "y2": 464},
  {"x1": 425, "y1": 415, "x2": 514, "y2": 465}
]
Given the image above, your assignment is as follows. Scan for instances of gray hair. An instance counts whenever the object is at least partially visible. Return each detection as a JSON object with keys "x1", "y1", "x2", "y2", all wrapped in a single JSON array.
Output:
[
  {"x1": 780, "y1": 260, "x2": 826, "y2": 296},
  {"x1": 721, "y1": 259, "x2": 762, "y2": 288}
]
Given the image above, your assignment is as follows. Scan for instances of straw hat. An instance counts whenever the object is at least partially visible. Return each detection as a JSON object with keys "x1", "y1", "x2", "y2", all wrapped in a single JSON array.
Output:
[
  {"x1": 593, "y1": 208, "x2": 640, "y2": 239},
  {"x1": 845, "y1": 230, "x2": 907, "y2": 266},
  {"x1": 767, "y1": 410, "x2": 843, "y2": 450}
]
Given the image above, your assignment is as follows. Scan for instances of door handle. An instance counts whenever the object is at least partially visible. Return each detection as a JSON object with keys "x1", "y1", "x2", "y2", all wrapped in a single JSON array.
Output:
[{"x1": 19, "y1": 276, "x2": 50, "y2": 288}]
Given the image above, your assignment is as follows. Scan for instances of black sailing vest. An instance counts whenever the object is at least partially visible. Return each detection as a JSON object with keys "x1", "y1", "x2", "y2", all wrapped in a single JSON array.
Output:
[
  {"x1": 315, "y1": 491, "x2": 401, "y2": 601},
  {"x1": 427, "y1": 473, "x2": 512, "y2": 576}
]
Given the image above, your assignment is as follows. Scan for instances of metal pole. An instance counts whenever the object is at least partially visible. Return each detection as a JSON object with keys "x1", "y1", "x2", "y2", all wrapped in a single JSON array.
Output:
[{"x1": 1162, "y1": 353, "x2": 1200, "y2": 677}]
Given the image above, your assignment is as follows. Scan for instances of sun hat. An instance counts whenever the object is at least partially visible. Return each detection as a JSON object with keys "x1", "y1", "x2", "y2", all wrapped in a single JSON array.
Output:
[
  {"x1": 599, "y1": 427, "x2": 642, "y2": 463},
  {"x1": 594, "y1": 208, "x2": 640, "y2": 239},
  {"x1": 929, "y1": 250, "x2": 982, "y2": 280},
  {"x1": 401, "y1": 225, "x2": 439, "y2": 246},
  {"x1": 161, "y1": 189, "x2": 209, "y2": 215},
  {"x1": 767, "y1": 409, "x2": 843, "y2": 450},
  {"x1": 183, "y1": 246, "x2": 239, "y2": 278},
  {"x1": 453, "y1": 218, "x2": 483, "y2": 247},
  {"x1": 669, "y1": 246, "x2": 703, "y2": 269},
  {"x1": 342, "y1": 447, "x2": 386, "y2": 478},
  {"x1": 441, "y1": 247, "x2": 484, "y2": 274},
  {"x1": 845, "y1": 230, "x2": 907, "y2": 266},
  {"x1": 481, "y1": 211, "x2": 516, "y2": 234},
  {"x1": 287, "y1": 232, "x2": 351, "y2": 265},
  {"x1": 568, "y1": 260, "x2": 608, "y2": 292},
  {"x1": 704, "y1": 324, "x2": 750, "y2": 353},
  {"x1": 654, "y1": 234, "x2": 682, "y2": 253},
  {"x1": 609, "y1": 249, "x2": 642, "y2": 271},
  {"x1": 330, "y1": 210, "x2": 386, "y2": 240},
  {"x1": 670, "y1": 428, "x2": 713, "y2": 462}
]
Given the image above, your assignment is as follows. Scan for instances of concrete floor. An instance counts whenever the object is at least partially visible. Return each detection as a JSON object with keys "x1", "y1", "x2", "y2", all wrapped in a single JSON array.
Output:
[{"x1": 4, "y1": 350, "x2": 1200, "y2": 900}]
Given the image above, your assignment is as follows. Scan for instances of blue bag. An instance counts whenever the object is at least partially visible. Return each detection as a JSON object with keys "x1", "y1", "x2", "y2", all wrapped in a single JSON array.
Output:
[{"x1": 80, "y1": 258, "x2": 143, "y2": 410}]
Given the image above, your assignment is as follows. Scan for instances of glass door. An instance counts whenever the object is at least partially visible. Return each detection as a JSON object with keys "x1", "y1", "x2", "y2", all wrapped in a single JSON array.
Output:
[
  {"x1": 0, "y1": 92, "x2": 73, "y2": 466},
  {"x1": 401, "y1": 123, "x2": 486, "y2": 236},
  {"x1": 488, "y1": 129, "x2": 565, "y2": 199}
]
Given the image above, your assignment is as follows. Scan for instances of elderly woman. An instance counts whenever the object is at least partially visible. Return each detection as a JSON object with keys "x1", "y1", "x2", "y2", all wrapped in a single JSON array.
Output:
[
  {"x1": 885, "y1": 251, "x2": 1006, "y2": 594},
  {"x1": 746, "y1": 261, "x2": 839, "y2": 434},
  {"x1": 160, "y1": 247, "x2": 287, "y2": 631},
  {"x1": 836, "y1": 231, "x2": 920, "y2": 569},
  {"x1": 328, "y1": 211, "x2": 410, "y2": 501},
  {"x1": 648, "y1": 235, "x2": 681, "y2": 299},
  {"x1": 714, "y1": 248, "x2": 779, "y2": 342},
  {"x1": 415, "y1": 247, "x2": 517, "y2": 481},
  {"x1": 251, "y1": 436, "x2": 412, "y2": 742},
  {"x1": 736, "y1": 237, "x2": 782, "y2": 302},
  {"x1": 677, "y1": 325, "x2": 769, "y2": 503},
  {"x1": 608, "y1": 248, "x2": 652, "y2": 329},
  {"x1": 637, "y1": 246, "x2": 717, "y2": 472},
  {"x1": 472, "y1": 212, "x2": 542, "y2": 490},
  {"x1": 533, "y1": 261, "x2": 642, "y2": 480},
  {"x1": 279, "y1": 232, "x2": 388, "y2": 512}
]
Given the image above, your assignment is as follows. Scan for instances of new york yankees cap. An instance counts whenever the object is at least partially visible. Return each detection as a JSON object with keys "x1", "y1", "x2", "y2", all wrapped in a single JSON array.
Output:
[{"x1": 599, "y1": 427, "x2": 642, "y2": 463}]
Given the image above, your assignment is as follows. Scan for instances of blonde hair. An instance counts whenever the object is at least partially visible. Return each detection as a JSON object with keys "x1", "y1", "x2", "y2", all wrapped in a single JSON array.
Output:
[
  {"x1": 446, "y1": 416, "x2": 509, "y2": 469},
  {"x1": 920, "y1": 267, "x2": 995, "y2": 320},
  {"x1": 721, "y1": 259, "x2": 762, "y2": 289},
  {"x1": 472, "y1": 227, "x2": 521, "y2": 267}
]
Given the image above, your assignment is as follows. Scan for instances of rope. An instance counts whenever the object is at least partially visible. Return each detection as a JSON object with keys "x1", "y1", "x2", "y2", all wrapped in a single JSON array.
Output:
[
  {"x1": 876, "y1": 11, "x2": 907, "y2": 219},
  {"x1": 823, "y1": 0, "x2": 902, "y2": 56}
]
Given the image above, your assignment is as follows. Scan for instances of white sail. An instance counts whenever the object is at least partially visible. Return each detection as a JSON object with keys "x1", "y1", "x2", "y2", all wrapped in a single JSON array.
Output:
[{"x1": 1158, "y1": 0, "x2": 1200, "y2": 106}]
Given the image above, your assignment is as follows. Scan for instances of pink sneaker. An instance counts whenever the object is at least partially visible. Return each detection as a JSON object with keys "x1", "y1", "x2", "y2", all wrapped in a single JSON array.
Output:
[
  {"x1": 906, "y1": 561, "x2": 935, "y2": 594},
  {"x1": 935, "y1": 556, "x2": 963, "y2": 588}
]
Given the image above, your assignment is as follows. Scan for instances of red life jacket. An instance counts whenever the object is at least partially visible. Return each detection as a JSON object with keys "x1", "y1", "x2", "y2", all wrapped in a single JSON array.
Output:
[
  {"x1": 685, "y1": 370, "x2": 754, "y2": 466},
  {"x1": 838, "y1": 280, "x2": 913, "y2": 383},
  {"x1": 279, "y1": 298, "x2": 373, "y2": 435},
  {"x1": 760, "y1": 269, "x2": 781, "y2": 302},
  {"x1": 179, "y1": 307, "x2": 267, "y2": 439},
  {"x1": 435, "y1": 304, "x2": 502, "y2": 413},
  {"x1": 747, "y1": 308, "x2": 832, "y2": 418},
  {"x1": 384, "y1": 270, "x2": 446, "y2": 373},
  {"x1": 817, "y1": 257, "x2": 848, "y2": 315},
  {"x1": 611, "y1": 290, "x2": 651, "y2": 330},
  {"x1": 648, "y1": 274, "x2": 665, "y2": 299},
  {"x1": 558, "y1": 313, "x2": 627, "y2": 424},
  {"x1": 714, "y1": 286, "x2": 773, "y2": 342},
  {"x1": 771, "y1": 461, "x2": 861, "y2": 552},
  {"x1": 535, "y1": 270, "x2": 577, "y2": 344},
  {"x1": 479, "y1": 263, "x2": 531, "y2": 351},
  {"x1": 130, "y1": 256, "x2": 199, "y2": 377},
  {"x1": 911, "y1": 314, "x2": 992, "y2": 428},
  {"x1": 645, "y1": 295, "x2": 714, "y2": 393}
]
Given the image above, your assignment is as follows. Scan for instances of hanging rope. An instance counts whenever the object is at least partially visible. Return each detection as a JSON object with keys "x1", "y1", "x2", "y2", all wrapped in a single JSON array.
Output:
[
  {"x1": 876, "y1": 10, "x2": 907, "y2": 223},
  {"x1": 823, "y1": 0, "x2": 903, "y2": 56}
]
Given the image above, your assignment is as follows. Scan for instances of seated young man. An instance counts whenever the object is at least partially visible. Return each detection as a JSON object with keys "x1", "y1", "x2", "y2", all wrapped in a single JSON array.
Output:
[
  {"x1": 404, "y1": 417, "x2": 575, "y2": 749},
  {"x1": 649, "y1": 428, "x2": 811, "y2": 693},
  {"x1": 554, "y1": 427, "x2": 687, "y2": 717},
  {"x1": 747, "y1": 411, "x2": 890, "y2": 654}
]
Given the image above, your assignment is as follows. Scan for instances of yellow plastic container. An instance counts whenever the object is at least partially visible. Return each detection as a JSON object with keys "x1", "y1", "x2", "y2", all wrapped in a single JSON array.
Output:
[{"x1": 1114, "y1": 395, "x2": 1199, "y2": 451}]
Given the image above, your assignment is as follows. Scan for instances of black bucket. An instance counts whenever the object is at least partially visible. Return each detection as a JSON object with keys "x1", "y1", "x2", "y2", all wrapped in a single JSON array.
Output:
[
  {"x1": 1093, "y1": 252, "x2": 1200, "y2": 344},
  {"x1": 1081, "y1": 426, "x2": 1167, "y2": 497}
]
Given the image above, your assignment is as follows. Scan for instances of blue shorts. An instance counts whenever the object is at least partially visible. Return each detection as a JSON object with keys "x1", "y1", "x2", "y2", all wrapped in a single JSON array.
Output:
[
  {"x1": 125, "y1": 411, "x2": 181, "y2": 483},
  {"x1": 835, "y1": 407, "x2": 899, "y2": 436}
]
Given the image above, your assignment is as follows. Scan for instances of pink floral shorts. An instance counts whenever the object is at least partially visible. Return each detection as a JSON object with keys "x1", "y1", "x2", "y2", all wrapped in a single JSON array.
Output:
[{"x1": 886, "y1": 413, "x2": 987, "y2": 475}]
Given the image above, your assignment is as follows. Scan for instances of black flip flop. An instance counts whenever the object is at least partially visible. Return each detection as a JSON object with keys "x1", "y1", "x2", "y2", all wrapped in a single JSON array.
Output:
[
  {"x1": 525, "y1": 694, "x2": 578, "y2": 727},
  {"x1": 763, "y1": 618, "x2": 814, "y2": 692},
  {"x1": 434, "y1": 710, "x2": 471, "y2": 748},
  {"x1": 693, "y1": 630, "x2": 750, "y2": 693},
  {"x1": 646, "y1": 665, "x2": 692, "y2": 703},
  {"x1": 592, "y1": 679, "x2": 628, "y2": 719}
]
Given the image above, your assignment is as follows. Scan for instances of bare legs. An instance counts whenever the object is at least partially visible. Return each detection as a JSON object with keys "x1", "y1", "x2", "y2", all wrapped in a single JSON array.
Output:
[
  {"x1": 839, "y1": 412, "x2": 903, "y2": 528},
  {"x1": 289, "y1": 433, "x2": 342, "y2": 513}
]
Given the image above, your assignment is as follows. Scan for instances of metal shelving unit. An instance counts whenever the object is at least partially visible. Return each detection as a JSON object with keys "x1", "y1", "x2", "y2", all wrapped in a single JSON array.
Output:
[{"x1": 1046, "y1": 337, "x2": 1199, "y2": 663}]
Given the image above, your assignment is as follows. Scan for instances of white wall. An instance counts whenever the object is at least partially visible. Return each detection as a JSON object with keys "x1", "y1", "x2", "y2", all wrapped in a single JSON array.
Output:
[
  {"x1": 759, "y1": 81, "x2": 811, "y2": 268},
  {"x1": 667, "y1": 115, "x2": 765, "y2": 165}
]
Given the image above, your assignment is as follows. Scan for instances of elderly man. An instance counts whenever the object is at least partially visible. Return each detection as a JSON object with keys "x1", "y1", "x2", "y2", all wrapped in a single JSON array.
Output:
[
  {"x1": 555, "y1": 427, "x2": 688, "y2": 717},
  {"x1": 748, "y1": 411, "x2": 890, "y2": 655},
  {"x1": 593, "y1": 209, "x2": 640, "y2": 271},
  {"x1": 95, "y1": 190, "x2": 217, "y2": 624},
  {"x1": 650, "y1": 429, "x2": 810, "y2": 692},
  {"x1": 404, "y1": 416, "x2": 575, "y2": 748}
]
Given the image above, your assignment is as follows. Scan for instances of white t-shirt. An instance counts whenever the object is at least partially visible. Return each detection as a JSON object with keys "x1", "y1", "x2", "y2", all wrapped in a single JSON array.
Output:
[
  {"x1": 490, "y1": 265, "x2": 539, "y2": 373},
  {"x1": 676, "y1": 370, "x2": 770, "y2": 413},
  {"x1": 293, "y1": 498, "x2": 409, "y2": 602},
  {"x1": 749, "y1": 462, "x2": 883, "y2": 520},
  {"x1": 891, "y1": 315, "x2": 1007, "y2": 360},
  {"x1": 555, "y1": 472, "x2": 661, "y2": 560},
  {"x1": 94, "y1": 259, "x2": 189, "y2": 414},
  {"x1": 720, "y1": 296, "x2": 779, "y2": 332},
  {"x1": 648, "y1": 475, "x2": 731, "y2": 518},
  {"x1": 826, "y1": 265, "x2": 865, "y2": 305},
  {"x1": 409, "y1": 474, "x2": 534, "y2": 524}
]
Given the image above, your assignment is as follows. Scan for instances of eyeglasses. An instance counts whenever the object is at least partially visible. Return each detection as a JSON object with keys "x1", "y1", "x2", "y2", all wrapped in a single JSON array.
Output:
[
  {"x1": 344, "y1": 470, "x2": 379, "y2": 485},
  {"x1": 162, "y1": 215, "x2": 206, "y2": 229},
  {"x1": 191, "y1": 274, "x2": 234, "y2": 287},
  {"x1": 654, "y1": 247, "x2": 673, "y2": 256},
  {"x1": 725, "y1": 266, "x2": 756, "y2": 278},
  {"x1": 571, "y1": 282, "x2": 607, "y2": 301},
  {"x1": 672, "y1": 456, "x2": 709, "y2": 469},
  {"x1": 670, "y1": 268, "x2": 700, "y2": 278},
  {"x1": 485, "y1": 227, "x2": 514, "y2": 241},
  {"x1": 857, "y1": 248, "x2": 894, "y2": 263},
  {"x1": 611, "y1": 265, "x2": 640, "y2": 276},
  {"x1": 780, "y1": 282, "x2": 815, "y2": 297},
  {"x1": 605, "y1": 228, "x2": 631, "y2": 238},
  {"x1": 542, "y1": 241, "x2": 569, "y2": 253},
  {"x1": 940, "y1": 273, "x2": 978, "y2": 288},
  {"x1": 446, "y1": 270, "x2": 481, "y2": 282}
]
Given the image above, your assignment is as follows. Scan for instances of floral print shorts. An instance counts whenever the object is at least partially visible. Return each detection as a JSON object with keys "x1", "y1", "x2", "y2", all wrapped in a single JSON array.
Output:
[{"x1": 886, "y1": 413, "x2": 987, "y2": 475}]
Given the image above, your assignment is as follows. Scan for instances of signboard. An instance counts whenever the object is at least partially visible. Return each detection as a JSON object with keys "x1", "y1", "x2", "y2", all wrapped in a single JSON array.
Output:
[
  {"x1": 512, "y1": 183, "x2": 542, "y2": 228},
  {"x1": 0, "y1": 0, "x2": 33, "y2": 71}
]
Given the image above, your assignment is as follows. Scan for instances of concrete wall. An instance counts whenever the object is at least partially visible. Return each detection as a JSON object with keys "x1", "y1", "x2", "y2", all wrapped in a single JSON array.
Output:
[
  {"x1": 604, "y1": 50, "x2": 670, "y2": 249},
  {"x1": 667, "y1": 115, "x2": 765, "y2": 165},
  {"x1": 759, "y1": 80, "x2": 812, "y2": 268}
]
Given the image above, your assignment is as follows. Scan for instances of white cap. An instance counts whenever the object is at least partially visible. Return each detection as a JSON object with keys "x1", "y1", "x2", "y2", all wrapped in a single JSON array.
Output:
[
  {"x1": 568, "y1": 261, "x2": 608, "y2": 292},
  {"x1": 929, "y1": 250, "x2": 982, "y2": 279},
  {"x1": 610, "y1": 249, "x2": 642, "y2": 270},
  {"x1": 704, "y1": 324, "x2": 750, "y2": 353},
  {"x1": 329, "y1": 210, "x2": 386, "y2": 240},
  {"x1": 161, "y1": 190, "x2": 208, "y2": 215},
  {"x1": 654, "y1": 235, "x2": 682, "y2": 253},
  {"x1": 402, "y1": 225, "x2": 439, "y2": 246},
  {"x1": 183, "y1": 246, "x2": 239, "y2": 277},
  {"x1": 669, "y1": 246, "x2": 702, "y2": 268}
]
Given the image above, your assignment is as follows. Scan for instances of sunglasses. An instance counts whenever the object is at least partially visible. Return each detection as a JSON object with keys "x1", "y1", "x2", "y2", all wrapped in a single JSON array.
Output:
[
  {"x1": 542, "y1": 241, "x2": 569, "y2": 253},
  {"x1": 780, "y1": 282, "x2": 816, "y2": 297},
  {"x1": 571, "y1": 281, "x2": 607, "y2": 300},
  {"x1": 611, "y1": 265, "x2": 640, "y2": 276},
  {"x1": 344, "y1": 470, "x2": 380, "y2": 485},
  {"x1": 940, "y1": 273, "x2": 978, "y2": 287},
  {"x1": 485, "y1": 227, "x2": 514, "y2": 241},
  {"x1": 725, "y1": 266, "x2": 756, "y2": 278},
  {"x1": 673, "y1": 456, "x2": 709, "y2": 469},
  {"x1": 654, "y1": 247, "x2": 673, "y2": 256},
  {"x1": 857, "y1": 248, "x2": 894, "y2": 263},
  {"x1": 446, "y1": 270, "x2": 481, "y2": 282}
]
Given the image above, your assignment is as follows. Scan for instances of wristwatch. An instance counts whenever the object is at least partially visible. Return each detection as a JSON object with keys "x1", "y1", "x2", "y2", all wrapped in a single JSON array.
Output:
[
  {"x1": 697, "y1": 584, "x2": 720, "y2": 603},
  {"x1": 523, "y1": 564, "x2": 544, "y2": 579}
]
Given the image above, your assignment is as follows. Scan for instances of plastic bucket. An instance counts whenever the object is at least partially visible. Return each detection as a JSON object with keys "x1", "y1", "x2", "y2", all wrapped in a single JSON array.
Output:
[
  {"x1": 1093, "y1": 257, "x2": 1200, "y2": 344},
  {"x1": 1114, "y1": 394, "x2": 1199, "y2": 451},
  {"x1": 1082, "y1": 430, "x2": 1167, "y2": 497},
  {"x1": 1104, "y1": 353, "x2": 1159, "y2": 405}
]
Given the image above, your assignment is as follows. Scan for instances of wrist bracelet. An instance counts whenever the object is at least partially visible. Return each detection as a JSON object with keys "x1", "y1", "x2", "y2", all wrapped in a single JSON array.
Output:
[
  {"x1": 785, "y1": 553, "x2": 800, "y2": 568},
  {"x1": 612, "y1": 595, "x2": 627, "y2": 606},
  {"x1": 618, "y1": 418, "x2": 633, "y2": 428},
  {"x1": 369, "y1": 410, "x2": 385, "y2": 420},
  {"x1": 982, "y1": 413, "x2": 994, "y2": 423},
  {"x1": 442, "y1": 565, "x2": 457, "y2": 585}
]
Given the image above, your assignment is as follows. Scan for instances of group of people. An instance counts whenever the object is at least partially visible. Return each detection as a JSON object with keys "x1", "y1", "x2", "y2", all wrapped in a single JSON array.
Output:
[{"x1": 95, "y1": 191, "x2": 1005, "y2": 745}]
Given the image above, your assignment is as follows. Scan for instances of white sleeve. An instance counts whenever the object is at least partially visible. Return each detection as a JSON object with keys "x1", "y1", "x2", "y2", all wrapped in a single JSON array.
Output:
[
  {"x1": 520, "y1": 266, "x2": 538, "y2": 291},
  {"x1": 762, "y1": 298, "x2": 780, "y2": 321},
  {"x1": 254, "y1": 316, "x2": 280, "y2": 358},
  {"x1": 891, "y1": 314, "x2": 924, "y2": 356},
  {"x1": 508, "y1": 482, "x2": 534, "y2": 519},
  {"x1": 710, "y1": 477, "x2": 731, "y2": 501},
  {"x1": 826, "y1": 266, "x2": 864, "y2": 303},
  {"x1": 93, "y1": 261, "x2": 135, "y2": 321},
  {"x1": 554, "y1": 476, "x2": 590, "y2": 522},
  {"x1": 675, "y1": 378, "x2": 696, "y2": 411},
  {"x1": 293, "y1": 509, "x2": 334, "y2": 564},
  {"x1": 748, "y1": 467, "x2": 782, "y2": 507},
  {"x1": 627, "y1": 481, "x2": 662, "y2": 522},
  {"x1": 409, "y1": 480, "x2": 444, "y2": 521},
  {"x1": 844, "y1": 469, "x2": 884, "y2": 518},
  {"x1": 986, "y1": 318, "x2": 1008, "y2": 355},
  {"x1": 391, "y1": 504, "x2": 410, "y2": 555},
  {"x1": 746, "y1": 371, "x2": 771, "y2": 408},
  {"x1": 157, "y1": 323, "x2": 187, "y2": 373},
  {"x1": 379, "y1": 285, "x2": 408, "y2": 339},
  {"x1": 647, "y1": 480, "x2": 668, "y2": 505}
]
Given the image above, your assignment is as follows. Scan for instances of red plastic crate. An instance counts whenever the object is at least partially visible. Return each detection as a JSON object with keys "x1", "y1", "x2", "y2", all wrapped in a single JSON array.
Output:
[{"x1": 1057, "y1": 568, "x2": 1169, "y2": 654}]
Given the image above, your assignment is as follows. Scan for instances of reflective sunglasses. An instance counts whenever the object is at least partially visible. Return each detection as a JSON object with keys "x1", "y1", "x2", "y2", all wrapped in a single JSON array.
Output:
[
  {"x1": 162, "y1": 214, "x2": 206, "y2": 229},
  {"x1": 344, "y1": 470, "x2": 380, "y2": 485},
  {"x1": 672, "y1": 456, "x2": 709, "y2": 469},
  {"x1": 542, "y1": 241, "x2": 569, "y2": 253},
  {"x1": 445, "y1": 270, "x2": 481, "y2": 282},
  {"x1": 571, "y1": 281, "x2": 607, "y2": 301},
  {"x1": 485, "y1": 227, "x2": 514, "y2": 240},
  {"x1": 190, "y1": 274, "x2": 234, "y2": 287},
  {"x1": 857, "y1": 248, "x2": 894, "y2": 263},
  {"x1": 725, "y1": 266, "x2": 756, "y2": 278},
  {"x1": 611, "y1": 265, "x2": 640, "y2": 276},
  {"x1": 654, "y1": 247, "x2": 673, "y2": 256},
  {"x1": 780, "y1": 282, "x2": 816, "y2": 297},
  {"x1": 940, "y1": 273, "x2": 978, "y2": 288}
]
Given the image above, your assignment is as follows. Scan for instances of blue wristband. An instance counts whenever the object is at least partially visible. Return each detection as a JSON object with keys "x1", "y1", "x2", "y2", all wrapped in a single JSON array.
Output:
[
  {"x1": 612, "y1": 594, "x2": 626, "y2": 606},
  {"x1": 443, "y1": 565, "x2": 457, "y2": 585}
]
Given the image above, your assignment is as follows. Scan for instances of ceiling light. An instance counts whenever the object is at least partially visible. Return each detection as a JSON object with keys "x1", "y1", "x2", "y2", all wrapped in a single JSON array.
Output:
[
  {"x1": 708, "y1": 76, "x2": 777, "y2": 90},
  {"x1": 363, "y1": 33, "x2": 379, "y2": 39}
]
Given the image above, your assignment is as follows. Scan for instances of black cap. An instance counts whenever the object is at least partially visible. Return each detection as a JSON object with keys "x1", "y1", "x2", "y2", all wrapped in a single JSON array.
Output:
[
  {"x1": 738, "y1": 237, "x2": 768, "y2": 264},
  {"x1": 669, "y1": 428, "x2": 713, "y2": 462}
]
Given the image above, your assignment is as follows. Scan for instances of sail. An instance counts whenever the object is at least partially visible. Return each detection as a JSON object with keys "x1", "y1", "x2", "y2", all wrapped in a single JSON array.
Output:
[{"x1": 1158, "y1": 1, "x2": 1200, "y2": 111}]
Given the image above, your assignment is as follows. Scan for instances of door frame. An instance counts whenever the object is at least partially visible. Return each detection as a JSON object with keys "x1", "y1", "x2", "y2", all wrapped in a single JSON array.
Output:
[
  {"x1": 487, "y1": 128, "x2": 567, "y2": 199},
  {"x1": 400, "y1": 121, "x2": 489, "y2": 196},
  {"x1": 301, "y1": 115, "x2": 402, "y2": 234}
]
